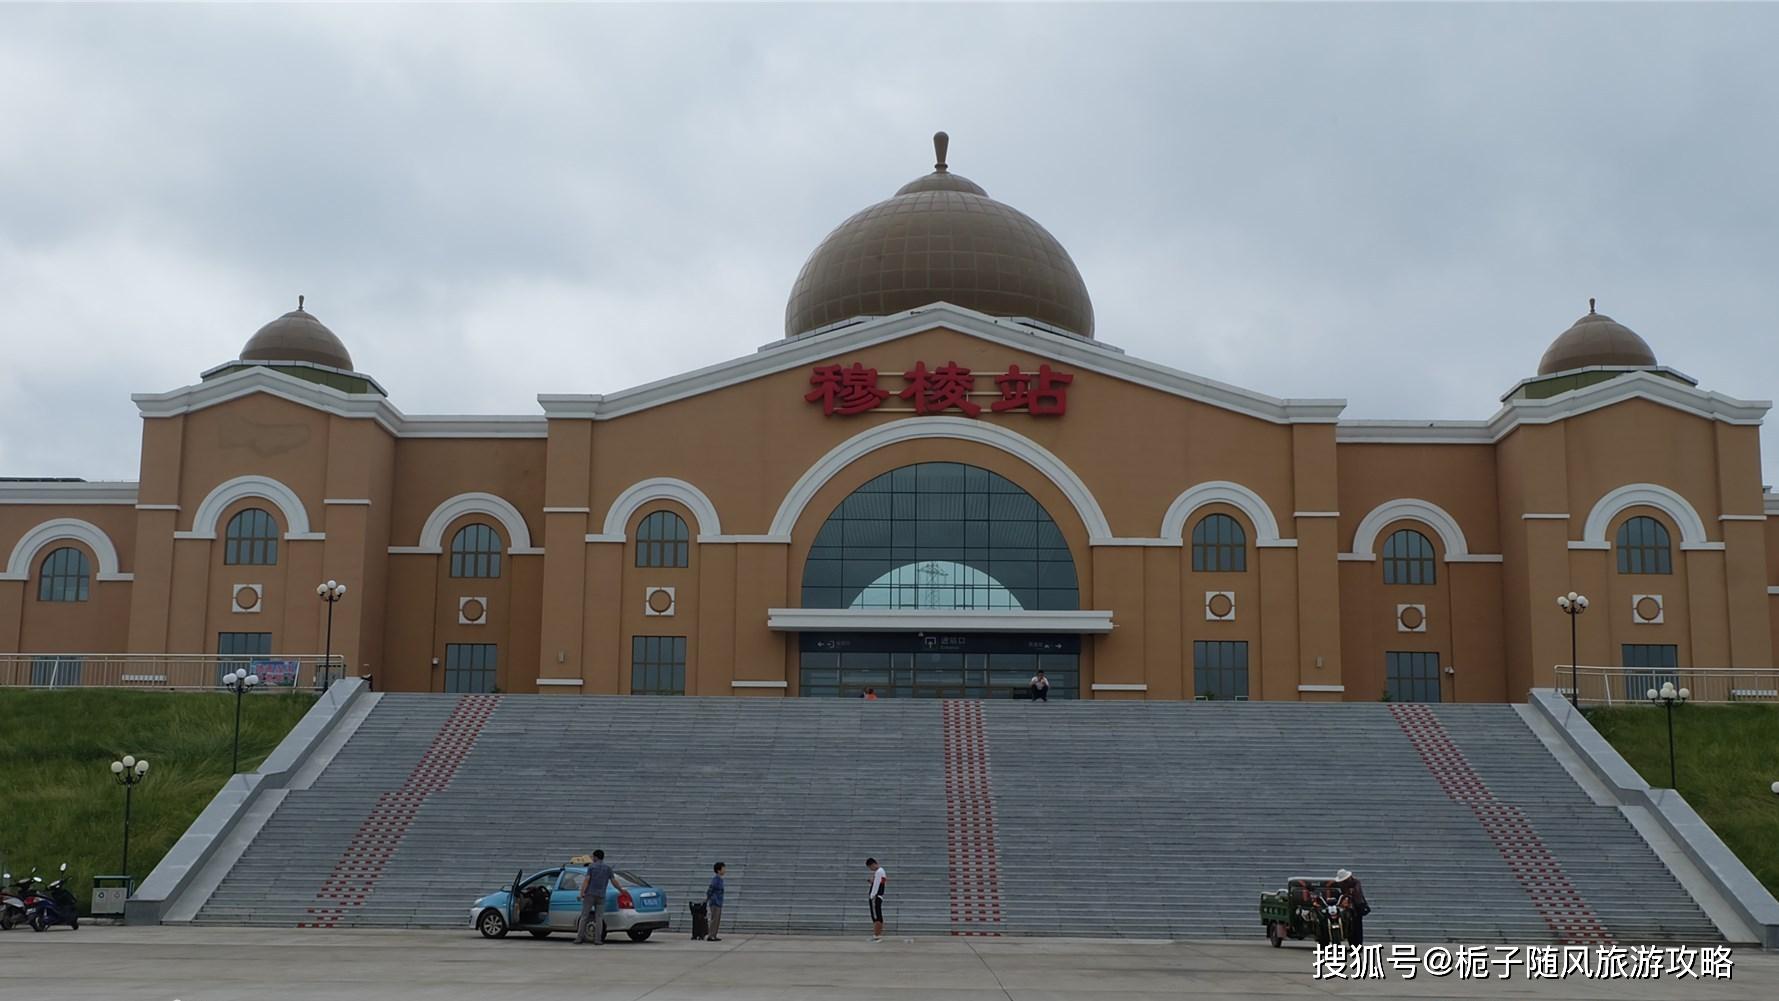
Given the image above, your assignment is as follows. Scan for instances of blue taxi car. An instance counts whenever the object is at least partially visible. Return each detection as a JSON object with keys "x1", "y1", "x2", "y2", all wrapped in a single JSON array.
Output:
[{"x1": 471, "y1": 864, "x2": 670, "y2": 941}]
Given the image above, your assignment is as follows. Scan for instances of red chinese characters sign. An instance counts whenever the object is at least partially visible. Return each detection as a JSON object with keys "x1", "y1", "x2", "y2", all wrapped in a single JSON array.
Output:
[{"x1": 805, "y1": 361, "x2": 1073, "y2": 417}]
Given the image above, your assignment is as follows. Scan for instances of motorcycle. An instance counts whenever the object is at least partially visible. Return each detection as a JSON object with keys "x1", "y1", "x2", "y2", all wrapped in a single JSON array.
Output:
[
  {"x1": 1317, "y1": 884, "x2": 1352, "y2": 947},
  {"x1": 1, "y1": 871, "x2": 34, "y2": 930},
  {"x1": 24, "y1": 863, "x2": 78, "y2": 932}
]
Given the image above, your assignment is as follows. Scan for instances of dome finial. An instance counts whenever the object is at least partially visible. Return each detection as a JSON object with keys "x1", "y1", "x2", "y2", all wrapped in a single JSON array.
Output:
[
  {"x1": 933, "y1": 131, "x2": 949, "y2": 173},
  {"x1": 1588, "y1": 296, "x2": 1596, "y2": 315}
]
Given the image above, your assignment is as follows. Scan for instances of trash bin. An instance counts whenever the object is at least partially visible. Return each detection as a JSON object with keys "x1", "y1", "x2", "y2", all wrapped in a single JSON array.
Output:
[{"x1": 91, "y1": 875, "x2": 133, "y2": 915}]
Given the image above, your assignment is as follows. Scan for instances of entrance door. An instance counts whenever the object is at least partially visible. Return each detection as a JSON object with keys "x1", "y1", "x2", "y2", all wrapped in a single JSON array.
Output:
[
  {"x1": 800, "y1": 633, "x2": 1079, "y2": 698},
  {"x1": 444, "y1": 643, "x2": 498, "y2": 693}
]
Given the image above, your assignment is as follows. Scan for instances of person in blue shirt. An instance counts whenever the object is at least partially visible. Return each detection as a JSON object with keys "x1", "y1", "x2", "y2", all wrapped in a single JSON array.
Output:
[
  {"x1": 577, "y1": 850, "x2": 614, "y2": 945},
  {"x1": 705, "y1": 862, "x2": 726, "y2": 942}
]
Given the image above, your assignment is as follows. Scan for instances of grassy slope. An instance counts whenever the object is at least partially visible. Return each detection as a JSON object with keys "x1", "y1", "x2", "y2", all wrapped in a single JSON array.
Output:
[
  {"x1": 0, "y1": 689, "x2": 316, "y2": 912},
  {"x1": 1588, "y1": 704, "x2": 1779, "y2": 897}
]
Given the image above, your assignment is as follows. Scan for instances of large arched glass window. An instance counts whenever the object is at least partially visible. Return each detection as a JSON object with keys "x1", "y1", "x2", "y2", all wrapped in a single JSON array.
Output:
[
  {"x1": 636, "y1": 510, "x2": 690, "y2": 568},
  {"x1": 1382, "y1": 528, "x2": 1436, "y2": 585},
  {"x1": 37, "y1": 547, "x2": 90, "y2": 602},
  {"x1": 450, "y1": 523, "x2": 503, "y2": 578},
  {"x1": 1190, "y1": 513, "x2": 1247, "y2": 572},
  {"x1": 224, "y1": 508, "x2": 279, "y2": 566},
  {"x1": 1615, "y1": 516, "x2": 1672, "y2": 575},
  {"x1": 801, "y1": 462, "x2": 1078, "y2": 611}
]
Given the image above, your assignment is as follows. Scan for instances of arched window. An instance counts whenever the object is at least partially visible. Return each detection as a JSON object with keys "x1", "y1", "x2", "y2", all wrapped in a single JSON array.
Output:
[
  {"x1": 1382, "y1": 528, "x2": 1436, "y2": 585},
  {"x1": 1615, "y1": 516, "x2": 1672, "y2": 575},
  {"x1": 636, "y1": 510, "x2": 689, "y2": 568},
  {"x1": 1190, "y1": 513, "x2": 1247, "y2": 572},
  {"x1": 37, "y1": 547, "x2": 90, "y2": 602},
  {"x1": 224, "y1": 508, "x2": 279, "y2": 566},
  {"x1": 450, "y1": 523, "x2": 502, "y2": 578}
]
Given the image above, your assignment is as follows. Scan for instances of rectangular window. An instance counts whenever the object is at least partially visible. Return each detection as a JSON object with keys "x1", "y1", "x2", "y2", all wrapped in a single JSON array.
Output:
[
  {"x1": 444, "y1": 643, "x2": 499, "y2": 694},
  {"x1": 30, "y1": 655, "x2": 83, "y2": 687},
  {"x1": 631, "y1": 636, "x2": 687, "y2": 695},
  {"x1": 217, "y1": 631, "x2": 273, "y2": 684},
  {"x1": 1622, "y1": 643, "x2": 1679, "y2": 701},
  {"x1": 1193, "y1": 640, "x2": 1249, "y2": 700},
  {"x1": 1386, "y1": 651, "x2": 1442, "y2": 703}
]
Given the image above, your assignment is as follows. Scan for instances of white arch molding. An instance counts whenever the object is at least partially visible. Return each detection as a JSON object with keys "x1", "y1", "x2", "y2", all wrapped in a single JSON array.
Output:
[
  {"x1": 176, "y1": 474, "x2": 320, "y2": 541},
  {"x1": 1, "y1": 517, "x2": 131, "y2": 581},
  {"x1": 1159, "y1": 481, "x2": 1291, "y2": 548},
  {"x1": 590, "y1": 477, "x2": 724, "y2": 543},
  {"x1": 1577, "y1": 483, "x2": 1719, "y2": 551},
  {"x1": 412, "y1": 492, "x2": 541, "y2": 554},
  {"x1": 766, "y1": 417, "x2": 1115, "y2": 544},
  {"x1": 1348, "y1": 498, "x2": 1477, "y2": 561}
]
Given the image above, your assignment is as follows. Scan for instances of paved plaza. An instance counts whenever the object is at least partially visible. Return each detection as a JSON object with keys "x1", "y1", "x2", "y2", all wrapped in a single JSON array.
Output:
[{"x1": 8, "y1": 926, "x2": 1775, "y2": 1001}]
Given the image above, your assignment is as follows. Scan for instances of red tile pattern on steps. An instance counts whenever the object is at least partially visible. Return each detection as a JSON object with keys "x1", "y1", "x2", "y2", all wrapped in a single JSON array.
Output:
[
  {"x1": 301, "y1": 695, "x2": 501, "y2": 928},
  {"x1": 1390, "y1": 703, "x2": 1612, "y2": 944},
  {"x1": 941, "y1": 700, "x2": 1003, "y2": 936}
]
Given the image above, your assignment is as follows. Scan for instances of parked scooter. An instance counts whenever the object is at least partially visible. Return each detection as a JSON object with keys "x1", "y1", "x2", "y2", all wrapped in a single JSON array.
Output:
[
  {"x1": 24, "y1": 863, "x2": 78, "y2": 932},
  {"x1": 1, "y1": 871, "x2": 33, "y2": 930}
]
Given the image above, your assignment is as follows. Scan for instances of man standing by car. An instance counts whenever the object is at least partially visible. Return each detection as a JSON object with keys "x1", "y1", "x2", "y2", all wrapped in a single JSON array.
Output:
[
  {"x1": 705, "y1": 862, "x2": 726, "y2": 942},
  {"x1": 577, "y1": 850, "x2": 614, "y2": 945},
  {"x1": 865, "y1": 857, "x2": 887, "y2": 941}
]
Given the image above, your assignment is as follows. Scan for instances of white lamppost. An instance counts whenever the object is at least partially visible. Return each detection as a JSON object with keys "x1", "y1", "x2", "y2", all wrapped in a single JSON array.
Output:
[
  {"x1": 1555, "y1": 592, "x2": 1589, "y2": 707},
  {"x1": 223, "y1": 668, "x2": 260, "y2": 773},
  {"x1": 316, "y1": 580, "x2": 348, "y2": 689},
  {"x1": 109, "y1": 755, "x2": 151, "y2": 879},
  {"x1": 1645, "y1": 681, "x2": 1690, "y2": 789}
]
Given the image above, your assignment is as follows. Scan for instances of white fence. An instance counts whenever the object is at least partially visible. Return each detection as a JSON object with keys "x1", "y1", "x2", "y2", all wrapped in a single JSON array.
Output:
[
  {"x1": 1551, "y1": 665, "x2": 1779, "y2": 707},
  {"x1": 0, "y1": 653, "x2": 347, "y2": 692}
]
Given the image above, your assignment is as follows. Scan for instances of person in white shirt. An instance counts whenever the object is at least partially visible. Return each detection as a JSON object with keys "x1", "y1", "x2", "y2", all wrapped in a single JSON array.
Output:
[
  {"x1": 1029, "y1": 670, "x2": 1050, "y2": 702},
  {"x1": 865, "y1": 857, "x2": 888, "y2": 941}
]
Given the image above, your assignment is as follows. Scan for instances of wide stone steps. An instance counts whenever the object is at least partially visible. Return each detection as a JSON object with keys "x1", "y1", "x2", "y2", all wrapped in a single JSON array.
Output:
[{"x1": 192, "y1": 695, "x2": 1723, "y2": 943}]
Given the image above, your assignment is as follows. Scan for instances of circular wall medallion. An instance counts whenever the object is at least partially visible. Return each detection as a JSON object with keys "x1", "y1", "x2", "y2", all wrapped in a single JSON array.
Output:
[
  {"x1": 1635, "y1": 596, "x2": 1660, "y2": 622},
  {"x1": 462, "y1": 598, "x2": 486, "y2": 623},
  {"x1": 1399, "y1": 606, "x2": 1425, "y2": 630},
  {"x1": 1206, "y1": 593, "x2": 1233, "y2": 618},
  {"x1": 235, "y1": 587, "x2": 260, "y2": 610},
  {"x1": 647, "y1": 589, "x2": 674, "y2": 614}
]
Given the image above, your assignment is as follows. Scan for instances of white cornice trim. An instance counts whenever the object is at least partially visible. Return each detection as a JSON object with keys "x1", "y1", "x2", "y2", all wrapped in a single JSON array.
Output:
[
  {"x1": 1579, "y1": 482, "x2": 1711, "y2": 548},
  {"x1": 543, "y1": 506, "x2": 591, "y2": 514},
  {"x1": 1681, "y1": 542, "x2": 1729, "y2": 552},
  {"x1": 388, "y1": 546, "x2": 436, "y2": 555},
  {"x1": 1337, "y1": 553, "x2": 1375, "y2": 562},
  {"x1": 1567, "y1": 541, "x2": 1611, "y2": 551},
  {"x1": 767, "y1": 416, "x2": 1114, "y2": 542},
  {"x1": 1522, "y1": 513, "x2": 1570, "y2": 520},
  {"x1": 0, "y1": 481, "x2": 139, "y2": 506},
  {"x1": 1719, "y1": 514, "x2": 1765, "y2": 521},
  {"x1": 731, "y1": 680, "x2": 790, "y2": 689},
  {"x1": 413, "y1": 492, "x2": 536, "y2": 554},
  {"x1": 1768, "y1": 586, "x2": 1779, "y2": 595},
  {"x1": 323, "y1": 498, "x2": 372, "y2": 506},
  {"x1": 1293, "y1": 511, "x2": 1340, "y2": 518},
  {"x1": 766, "y1": 608, "x2": 1116, "y2": 634},
  {"x1": 133, "y1": 365, "x2": 548, "y2": 438},
  {"x1": 135, "y1": 503, "x2": 180, "y2": 511},
  {"x1": 1, "y1": 517, "x2": 130, "y2": 581},
  {"x1": 1336, "y1": 371, "x2": 1769, "y2": 444},
  {"x1": 1447, "y1": 554, "x2": 1505, "y2": 563},
  {"x1": 179, "y1": 474, "x2": 314, "y2": 540},
  {"x1": 599, "y1": 477, "x2": 722, "y2": 540},
  {"x1": 535, "y1": 678, "x2": 584, "y2": 687},
  {"x1": 1091, "y1": 683, "x2": 1148, "y2": 692},
  {"x1": 1159, "y1": 481, "x2": 1289, "y2": 547},
  {"x1": 539, "y1": 304, "x2": 1347, "y2": 426},
  {"x1": 1298, "y1": 684, "x2": 1346, "y2": 693},
  {"x1": 1349, "y1": 498, "x2": 1473, "y2": 560}
]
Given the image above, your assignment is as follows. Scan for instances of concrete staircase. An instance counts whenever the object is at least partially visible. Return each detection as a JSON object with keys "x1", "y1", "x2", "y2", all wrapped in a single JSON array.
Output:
[{"x1": 194, "y1": 695, "x2": 1722, "y2": 943}]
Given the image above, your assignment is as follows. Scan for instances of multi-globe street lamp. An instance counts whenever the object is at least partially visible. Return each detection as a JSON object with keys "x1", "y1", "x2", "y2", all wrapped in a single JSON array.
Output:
[
  {"x1": 1556, "y1": 591, "x2": 1589, "y2": 707},
  {"x1": 109, "y1": 754, "x2": 151, "y2": 879},
  {"x1": 1646, "y1": 681, "x2": 1690, "y2": 789},
  {"x1": 223, "y1": 667, "x2": 260, "y2": 773},
  {"x1": 316, "y1": 579, "x2": 348, "y2": 690}
]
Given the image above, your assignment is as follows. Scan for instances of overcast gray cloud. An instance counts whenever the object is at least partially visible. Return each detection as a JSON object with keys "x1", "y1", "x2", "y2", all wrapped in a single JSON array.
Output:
[{"x1": 2, "y1": 3, "x2": 1776, "y2": 487}]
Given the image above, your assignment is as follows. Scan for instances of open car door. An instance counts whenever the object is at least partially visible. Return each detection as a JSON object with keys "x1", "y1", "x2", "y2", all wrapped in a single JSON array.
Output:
[{"x1": 507, "y1": 869, "x2": 523, "y2": 929}]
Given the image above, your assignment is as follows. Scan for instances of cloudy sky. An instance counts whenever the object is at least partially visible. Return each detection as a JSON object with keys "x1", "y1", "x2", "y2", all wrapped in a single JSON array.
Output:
[{"x1": 2, "y1": 3, "x2": 1776, "y2": 486}]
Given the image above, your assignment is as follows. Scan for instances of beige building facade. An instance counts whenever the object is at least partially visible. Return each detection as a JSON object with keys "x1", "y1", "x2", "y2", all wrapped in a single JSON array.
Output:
[{"x1": 4, "y1": 140, "x2": 1777, "y2": 702}]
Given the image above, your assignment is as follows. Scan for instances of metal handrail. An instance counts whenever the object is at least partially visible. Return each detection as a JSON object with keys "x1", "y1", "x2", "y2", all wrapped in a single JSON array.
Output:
[
  {"x1": 0, "y1": 653, "x2": 347, "y2": 692},
  {"x1": 1551, "y1": 665, "x2": 1779, "y2": 706}
]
